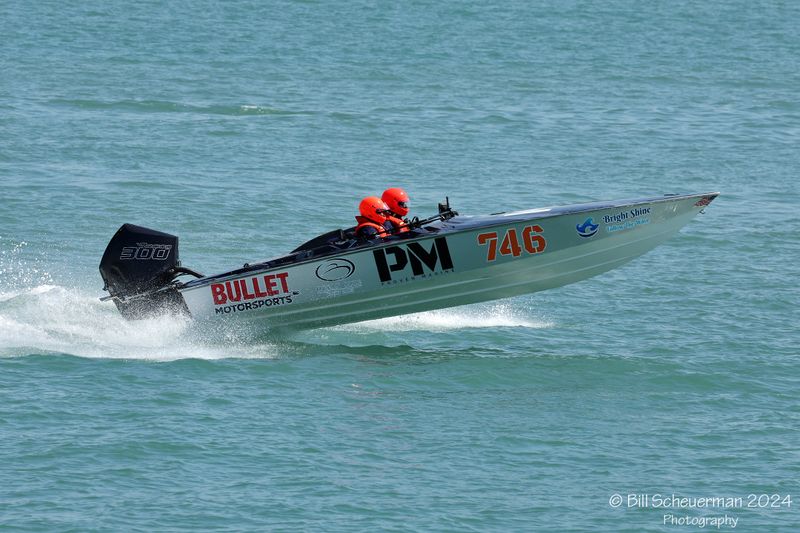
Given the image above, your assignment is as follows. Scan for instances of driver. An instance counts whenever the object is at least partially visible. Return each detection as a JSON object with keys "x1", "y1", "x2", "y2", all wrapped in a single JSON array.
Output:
[
  {"x1": 355, "y1": 196, "x2": 393, "y2": 240},
  {"x1": 381, "y1": 187, "x2": 411, "y2": 233}
]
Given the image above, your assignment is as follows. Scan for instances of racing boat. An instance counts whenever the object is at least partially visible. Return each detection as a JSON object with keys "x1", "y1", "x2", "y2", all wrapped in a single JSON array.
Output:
[{"x1": 100, "y1": 192, "x2": 718, "y2": 331}]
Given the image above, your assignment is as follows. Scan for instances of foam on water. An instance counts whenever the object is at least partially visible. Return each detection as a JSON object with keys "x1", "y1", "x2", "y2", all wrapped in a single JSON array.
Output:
[
  {"x1": 1, "y1": 237, "x2": 551, "y2": 357},
  {"x1": 333, "y1": 303, "x2": 554, "y2": 333},
  {"x1": 0, "y1": 283, "x2": 552, "y2": 359},
  {"x1": 0, "y1": 285, "x2": 278, "y2": 361}
]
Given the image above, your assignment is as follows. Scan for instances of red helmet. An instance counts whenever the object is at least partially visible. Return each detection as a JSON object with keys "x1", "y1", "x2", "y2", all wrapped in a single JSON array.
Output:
[
  {"x1": 382, "y1": 187, "x2": 409, "y2": 217},
  {"x1": 359, "y1": 196, "x2": 389, "y2": 224}
]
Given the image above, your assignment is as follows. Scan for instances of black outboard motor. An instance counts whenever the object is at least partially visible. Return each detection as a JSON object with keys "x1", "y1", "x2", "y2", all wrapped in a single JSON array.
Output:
[{"x1": 99, "y1": 224, "x2": 191, "y2": 319}]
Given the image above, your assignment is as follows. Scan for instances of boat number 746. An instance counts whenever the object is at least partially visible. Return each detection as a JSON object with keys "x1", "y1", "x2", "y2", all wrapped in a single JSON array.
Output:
[{"x1": 477, "y1": 225, "x2": 546, "y2": 261}]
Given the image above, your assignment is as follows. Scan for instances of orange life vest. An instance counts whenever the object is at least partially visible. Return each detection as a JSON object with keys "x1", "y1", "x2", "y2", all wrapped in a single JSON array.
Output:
[
  {"x1": 355, "y1": 216, "x2": 389, "y2": 238},
  {"x1": 386, "y1": 215, "x2": 409, "y2": 233}
]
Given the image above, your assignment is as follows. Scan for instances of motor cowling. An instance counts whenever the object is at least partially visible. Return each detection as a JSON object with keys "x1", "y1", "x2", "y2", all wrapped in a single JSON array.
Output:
[{"x1": 99, "y1": 224, "x2": 187, "y2": 319}]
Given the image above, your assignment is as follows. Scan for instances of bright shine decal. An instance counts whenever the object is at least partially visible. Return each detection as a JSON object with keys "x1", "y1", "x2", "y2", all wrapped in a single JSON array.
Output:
[
  {"x1": 576, "y1": 218, "x2": 599, "y2": 238},
  {"x1": 604, "y1": 207, "x2": 651, "y2": 233}
]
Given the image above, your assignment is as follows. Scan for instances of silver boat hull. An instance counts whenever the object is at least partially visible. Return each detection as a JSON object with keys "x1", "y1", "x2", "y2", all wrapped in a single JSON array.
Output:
[{"x1": 179, "y1": 192, "x2": 718, "y2": 331}]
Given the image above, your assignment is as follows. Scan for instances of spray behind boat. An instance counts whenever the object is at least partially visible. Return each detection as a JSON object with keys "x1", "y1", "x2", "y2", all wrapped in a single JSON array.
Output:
[{"x1": 99, "y1": 224, "x2": 201, "y2": 318}]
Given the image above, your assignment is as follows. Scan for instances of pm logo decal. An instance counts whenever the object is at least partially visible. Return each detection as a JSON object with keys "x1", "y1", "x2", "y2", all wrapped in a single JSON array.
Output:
[
  {"x1": 315, "y1": 258, "x2": 356, "y2": 281},
  {"x1": 372, "y1": 237, "x2": 454, "y2": 284}
]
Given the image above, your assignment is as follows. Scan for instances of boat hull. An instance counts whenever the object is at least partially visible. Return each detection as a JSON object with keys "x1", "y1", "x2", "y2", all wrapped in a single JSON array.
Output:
[{"x1": 178, "y1": 192, "x2": 717, "y2": 331}]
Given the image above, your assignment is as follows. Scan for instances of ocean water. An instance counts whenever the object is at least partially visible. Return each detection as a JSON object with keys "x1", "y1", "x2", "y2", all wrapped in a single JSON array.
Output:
[{"x1": 1, "y1": 0, "x2": 798, "y2": 531}]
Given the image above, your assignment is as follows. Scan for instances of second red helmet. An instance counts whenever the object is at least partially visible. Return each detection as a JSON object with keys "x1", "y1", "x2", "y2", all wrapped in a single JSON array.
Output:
[{"x1": 382, "y1": 187, "x2": 410, "y2": 217}]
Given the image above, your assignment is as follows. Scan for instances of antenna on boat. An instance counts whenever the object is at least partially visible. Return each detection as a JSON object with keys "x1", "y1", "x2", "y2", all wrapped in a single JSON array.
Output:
[{"x1": 438, "y1": 196, "x2": 458, "y2": 217}]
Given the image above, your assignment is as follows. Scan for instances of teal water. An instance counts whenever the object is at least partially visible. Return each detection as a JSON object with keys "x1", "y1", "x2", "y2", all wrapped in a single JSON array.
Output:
[{"x1": 1, "y1": 0, "x2": 798, "y2": 531}]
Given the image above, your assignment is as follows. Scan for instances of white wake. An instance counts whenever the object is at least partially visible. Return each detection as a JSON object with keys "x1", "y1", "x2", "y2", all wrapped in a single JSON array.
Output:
[
  {"x1": 331, "y1": 303, "x2": 554, "y2": 333},
  {"x1": 0, "y1": 285, "x2": 277, "y2": 361}
]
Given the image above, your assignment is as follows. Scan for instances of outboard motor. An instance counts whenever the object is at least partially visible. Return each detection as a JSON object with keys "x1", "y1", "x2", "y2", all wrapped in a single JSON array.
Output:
[{"x1": 99, "y1": 224, "x2": 191, "y2": 319}]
